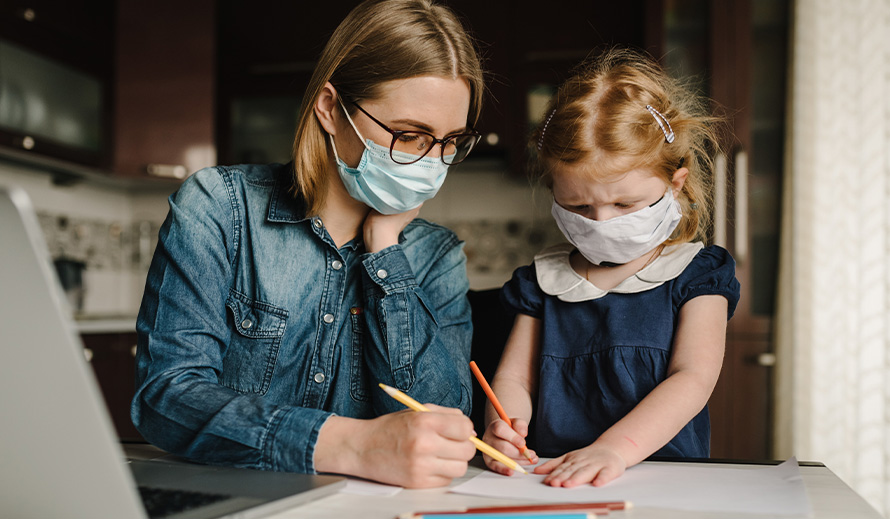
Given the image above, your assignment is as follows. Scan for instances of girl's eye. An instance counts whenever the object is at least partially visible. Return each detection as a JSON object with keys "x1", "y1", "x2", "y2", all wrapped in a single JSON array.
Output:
[
  {"x1": 571, "y1": 205, "x2": 589, "y2": 212},
  {"x1": 614, "y1": 202, "x2": 633, "y2": 209}
]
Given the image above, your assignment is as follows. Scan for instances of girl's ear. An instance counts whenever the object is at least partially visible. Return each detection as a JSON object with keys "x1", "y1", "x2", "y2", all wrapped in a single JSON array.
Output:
[
  {"x1": 314, "y1": 82, "x2": 340, "y2": 135},
  {"x1": 670, "y1": 167, "x2": 689, "y2": 197}
]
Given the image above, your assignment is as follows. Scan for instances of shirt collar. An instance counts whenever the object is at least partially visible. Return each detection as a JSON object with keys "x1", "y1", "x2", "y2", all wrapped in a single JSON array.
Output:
[
  {"x1": 535, "y1": 241, "x2": 704, "y2": 302},
  {"x1": 266, "y1": 163, "x2": 309, "y2": 223}
]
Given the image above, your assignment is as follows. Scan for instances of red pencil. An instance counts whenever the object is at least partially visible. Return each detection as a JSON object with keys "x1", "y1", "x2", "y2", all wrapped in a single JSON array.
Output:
[
  {"x1": 469, "y1": 361, "x2": 534, "y2": 462},
  {"x1": 409, "y1": 501, "x2": 633, "y2": 516}
]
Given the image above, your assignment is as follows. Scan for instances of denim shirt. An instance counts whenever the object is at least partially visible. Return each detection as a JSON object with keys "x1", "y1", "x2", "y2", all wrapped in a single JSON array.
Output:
[{"x1": 132, "y1": 163, "x2": 472, "y2": 474}]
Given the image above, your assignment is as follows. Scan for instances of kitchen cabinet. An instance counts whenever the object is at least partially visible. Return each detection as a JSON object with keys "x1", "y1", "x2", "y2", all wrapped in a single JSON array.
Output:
[
  {"x1": 113, "y1": 0, "x2": 216, "y2": 179},
  {"x1": 81, "y1": 331, "x2": 142, "y2": 441},
  {"x1": 645, "y1": 0, "x2": 790, "y2": 460},
  {"x1": 215, "y1": 1, "x2": 646, "y2": 171},
  {"x1": 452, "y1": 0, "x2": 646, "y2": 169},
  {"x1": 0, "y1": 0, "x2": 114, "y2": 169}
]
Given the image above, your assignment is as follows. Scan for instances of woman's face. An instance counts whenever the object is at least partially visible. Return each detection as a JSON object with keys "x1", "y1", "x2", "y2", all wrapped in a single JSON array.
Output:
[{"x1": 333, "y1": 76, "x2": 472, "y2": 168}]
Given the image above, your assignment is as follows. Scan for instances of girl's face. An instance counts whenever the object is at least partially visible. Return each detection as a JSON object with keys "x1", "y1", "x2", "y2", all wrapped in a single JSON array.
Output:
[
  {"x1": 551, "y1": 162, "x2": 687, "y2": 222},
  {"x1": 331, "y1": 76, "x2": 472, "y2": 168}
]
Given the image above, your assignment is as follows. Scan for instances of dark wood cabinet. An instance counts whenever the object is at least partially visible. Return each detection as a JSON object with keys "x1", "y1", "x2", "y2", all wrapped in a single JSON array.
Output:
[
  {"x1": 81, "y1": 331, "x2": 142, "y2": 441},
  {"x1": 113, "y1": 0, "x2": 216, "y2": 179},
  {"x1": 0, "y1": 0, "x2": 114, "y2": 169}
]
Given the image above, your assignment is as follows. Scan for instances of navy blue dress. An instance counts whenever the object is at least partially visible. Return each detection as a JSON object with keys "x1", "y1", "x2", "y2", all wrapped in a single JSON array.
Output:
[{"x1": 501, "y1": 242, "x2": 740, "y2": 459}]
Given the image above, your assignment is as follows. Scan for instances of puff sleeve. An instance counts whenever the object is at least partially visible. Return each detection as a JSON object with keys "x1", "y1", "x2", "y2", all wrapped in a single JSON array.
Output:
[
  {"x1": 672, "y1": 245, "x2": 741, "y2": 319},
  {"x1": 500, "y1": 264, "x2": 546, "y2": 318}
]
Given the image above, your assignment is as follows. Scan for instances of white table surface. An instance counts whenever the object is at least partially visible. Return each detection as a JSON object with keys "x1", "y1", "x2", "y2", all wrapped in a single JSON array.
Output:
[
  {"x1": 123, "y1": 444, "x2": 883, "y2": 519},
  {"x1": 272, "y1": 457, "x2": 883, "y2": 519}
]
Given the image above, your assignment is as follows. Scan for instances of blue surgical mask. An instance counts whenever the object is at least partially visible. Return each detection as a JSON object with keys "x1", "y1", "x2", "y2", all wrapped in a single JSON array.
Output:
[{"x1": 329, "y1": 103, "x2": 449, "y2": 215}]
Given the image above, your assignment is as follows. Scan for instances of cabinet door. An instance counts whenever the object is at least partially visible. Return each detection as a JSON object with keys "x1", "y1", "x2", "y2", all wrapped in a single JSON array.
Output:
[
  {"x1": 648, "y1": 0, "x2": 789, "y2": 460},
  {"x1": 0, "y1": 0, "x2": 113, "y2": 169},
  {"x1": 81, "y1": 332, "x2": 142, "y2": 441},
  {"x1": 113, "y1": 0, "x2": 216, "y2": 179}
]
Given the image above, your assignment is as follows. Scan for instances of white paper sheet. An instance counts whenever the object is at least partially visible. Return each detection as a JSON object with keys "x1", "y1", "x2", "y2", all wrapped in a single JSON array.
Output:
[
  {"x1": 340, "y1": 478, "x2": 403, "y2": 496},
  {"x1": 450, "y1": 458, "x2": 812, "y2": 517}
]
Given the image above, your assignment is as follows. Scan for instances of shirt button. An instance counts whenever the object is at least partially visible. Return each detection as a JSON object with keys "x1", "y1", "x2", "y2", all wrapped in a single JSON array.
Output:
[
  {"x1": 313, "y1": 218, "x2": 322, "y2": 229},
  {"x1": 241, "y1": 319, "x2": 253, "y2": 329},
  {"x1": 332, "y1": 260, "x2": 343, "y2": 270},
  {"x1": 323, "y1": 313, "x2": 334, "y2": 324},
  {"x1": 313, "y1": 372, "x2": 325, "y2": 383},
  {"x1": 377, "y1": 269, "x2": 388, "y2": 279}
]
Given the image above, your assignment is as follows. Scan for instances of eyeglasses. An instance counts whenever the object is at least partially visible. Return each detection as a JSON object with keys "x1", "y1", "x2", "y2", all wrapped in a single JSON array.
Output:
[{"x1": 348, "y1": 101, "x2": 481, "y2": 165}]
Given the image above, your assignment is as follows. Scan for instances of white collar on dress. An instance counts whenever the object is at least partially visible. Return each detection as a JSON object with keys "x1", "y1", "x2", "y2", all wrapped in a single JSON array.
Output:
[{"x1": 534, "y1": 242, "x2": 705, "y2": 302}]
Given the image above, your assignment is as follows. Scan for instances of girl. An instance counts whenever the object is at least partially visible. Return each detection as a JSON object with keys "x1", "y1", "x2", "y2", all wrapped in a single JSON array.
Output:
[
  {"x1": 133, "y1": 0, "x2": 483, "y2": 488},
  {"x1": 481, "y1": 48, "x2": 740, "y2": 487}
]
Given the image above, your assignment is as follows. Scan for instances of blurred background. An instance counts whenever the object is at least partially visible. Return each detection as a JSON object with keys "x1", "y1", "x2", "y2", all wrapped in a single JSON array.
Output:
[{"x1": 1, "y1": 0, "x2": 888, "y2": 514}]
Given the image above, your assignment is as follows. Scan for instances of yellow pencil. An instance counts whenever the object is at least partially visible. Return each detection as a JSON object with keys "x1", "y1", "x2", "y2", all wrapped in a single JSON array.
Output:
[{"x1": 378, "y1": 383, "x2": 528, "y2": 474}]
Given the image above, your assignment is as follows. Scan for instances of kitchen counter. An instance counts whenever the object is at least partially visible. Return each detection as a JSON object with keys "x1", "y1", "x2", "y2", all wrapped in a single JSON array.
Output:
[{"x1": 75, "y1": 315, "x2": 137, "y2": 334}]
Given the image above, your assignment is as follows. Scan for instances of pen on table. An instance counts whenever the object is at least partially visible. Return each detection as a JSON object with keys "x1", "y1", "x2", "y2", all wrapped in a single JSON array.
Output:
[
  {"x1": 407, "y1": 501, "x2": 633, "y2": 516},
  {"x1": 378, "y1": 383, "x2": 528, "y2": 474},
  {"x1": 400, "y1": 513, "x2": 599, "y2": 519},
  {"x1": 469, "y1": 360, "x2": 535, "y2": 462}
]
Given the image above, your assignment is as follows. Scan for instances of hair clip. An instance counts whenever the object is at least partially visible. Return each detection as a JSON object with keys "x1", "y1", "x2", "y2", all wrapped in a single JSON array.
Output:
[
  {"x1": 537, "y1": 109, "x2": 557, "y2": 150},
  {"x1": 646, "y1": 105, "x2": 675, "y2": 144}
]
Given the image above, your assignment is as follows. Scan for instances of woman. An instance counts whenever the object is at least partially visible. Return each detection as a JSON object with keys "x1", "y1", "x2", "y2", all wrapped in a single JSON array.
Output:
[{"x1": 132, "y1": 0, "x2": 484, "y2": 488}]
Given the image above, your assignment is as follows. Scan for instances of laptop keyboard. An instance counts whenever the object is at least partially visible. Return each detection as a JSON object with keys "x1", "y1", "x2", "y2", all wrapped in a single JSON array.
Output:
[{"x1": 138, "y1": 486, "x2": 231, "y2": 518}]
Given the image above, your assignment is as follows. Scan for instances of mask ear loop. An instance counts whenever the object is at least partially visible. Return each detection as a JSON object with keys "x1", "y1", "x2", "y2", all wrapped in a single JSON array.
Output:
[
  {"x1": 337, "y1": 97, "x2": 371, "y2": 151},
  {"x1": 645, "y1": 105, "x2": 675, "y2": 144}
]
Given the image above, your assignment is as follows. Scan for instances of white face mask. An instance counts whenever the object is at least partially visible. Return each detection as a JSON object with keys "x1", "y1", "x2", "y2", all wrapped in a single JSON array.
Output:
[{"x1": 551, "y1": 189, "x2": 682, "y2": 266}]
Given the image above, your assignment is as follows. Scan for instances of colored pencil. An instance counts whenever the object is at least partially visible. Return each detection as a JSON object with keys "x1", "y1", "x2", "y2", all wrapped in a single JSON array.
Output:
[
  {"x1": 401, "y1": 513, "x2": 597, "y2": 519},
  {"x1": 409, "y1": 501, "x2": 633, "y2": 516},
  {"x1": 378, "y1": 383, "x2": 528, "y2": 474},
  {"x1": 469, "y1": 360, "x2": 535, "y2": 462}
]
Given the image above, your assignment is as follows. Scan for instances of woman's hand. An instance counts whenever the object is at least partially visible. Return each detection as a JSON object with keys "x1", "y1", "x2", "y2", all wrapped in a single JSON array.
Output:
[
  {"x1": 315, "y1": 405, "x2": 476, "y2": 488},
  {"x1": 534, "y1": 444, "x2": 627, "y2": 487},
  {"x1": 363, "y1": 206, "x2": 422, "y2": 253},
  {"x1": 481, "y1": 418, "x2": 538, "y2": 475}
]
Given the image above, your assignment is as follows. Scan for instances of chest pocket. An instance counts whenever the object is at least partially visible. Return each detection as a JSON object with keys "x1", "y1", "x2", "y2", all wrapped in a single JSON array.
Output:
[{"x1": 222, "y1": 290, "x2": 288, "y2": 395}]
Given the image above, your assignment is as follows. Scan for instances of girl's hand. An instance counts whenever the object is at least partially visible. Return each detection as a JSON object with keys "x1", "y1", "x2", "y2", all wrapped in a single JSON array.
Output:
[
  {"x1": 363, "y1": 206, "x2": 422, "y2": 253},
  {"x1": 481, "y1": 418, "x2": 538, "y2": 474},
  {"x1": 534, "y1": 444, "x2": 627, "y2": 487}
]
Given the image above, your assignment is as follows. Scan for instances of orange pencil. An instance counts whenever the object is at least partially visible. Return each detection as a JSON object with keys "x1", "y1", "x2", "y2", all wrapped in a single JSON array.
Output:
[{"x1": 469, "y1": 361, "x2": 535, "y2": 462}]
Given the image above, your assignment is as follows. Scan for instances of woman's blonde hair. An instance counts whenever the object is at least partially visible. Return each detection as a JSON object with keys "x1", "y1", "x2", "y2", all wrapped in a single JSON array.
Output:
[
  {"x1": 533, "y1": 47, "x2": 723, "y2": 245},
  {"x1": 292, "y1": 0, "x2": 484, "y2": 215}
]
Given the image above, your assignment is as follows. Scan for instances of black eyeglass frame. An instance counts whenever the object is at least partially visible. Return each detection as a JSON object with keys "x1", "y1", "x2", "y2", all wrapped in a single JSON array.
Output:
[{"x1": 347, "y1": 100, "x2": 481, "y2": 165}]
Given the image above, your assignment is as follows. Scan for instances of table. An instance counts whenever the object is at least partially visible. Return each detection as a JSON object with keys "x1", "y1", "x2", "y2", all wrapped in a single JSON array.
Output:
[{"x1": 123, "y1": 444, "x2": 883, "y2": 519}]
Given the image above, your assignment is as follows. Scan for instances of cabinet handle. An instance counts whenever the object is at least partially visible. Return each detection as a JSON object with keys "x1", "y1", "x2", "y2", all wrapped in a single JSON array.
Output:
[
  {"x1": 756, "y1": 353, "x2": 777, "y2": 367},
  {"x1": 83, "y1": 348, "x2": 93, "y2": 362},
  {"x1": 146, "y1": 164, "x2": 188, "y2": 179},
  {"x1": 734, "y1": 150, "x2": 748, "y2": 265},
  {"x1": 131, "y1": 345, "x2": 138, "y2": 357},
  {"x1": 713, "y1": 152, "x2": 728, "y2": 248}
]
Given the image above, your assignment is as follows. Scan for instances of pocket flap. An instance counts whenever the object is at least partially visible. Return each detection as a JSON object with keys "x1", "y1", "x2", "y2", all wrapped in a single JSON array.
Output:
[{"x1": 226, "y1": 290, "x2": 287, "y2": 339}]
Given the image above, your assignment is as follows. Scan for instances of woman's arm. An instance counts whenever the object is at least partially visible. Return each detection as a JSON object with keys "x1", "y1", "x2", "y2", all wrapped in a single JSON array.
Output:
[
  {"x1": 535, "y1": 294, "x2": 728, "y2": 487},
  {"x1": 360, "y1": 212, "x2": 474, "y2": 415},
  {"x1": 481, "y1": 313, "x2": 542, "y2": 472}
]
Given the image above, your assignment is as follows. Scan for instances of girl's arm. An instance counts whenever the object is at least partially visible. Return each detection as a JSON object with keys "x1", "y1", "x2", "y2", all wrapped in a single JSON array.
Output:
[
  {"x1": 536, "y1": 294, "x2": 728, "y2": 487},
  {"x1": 481, "y1": 313, "x2": 542, "y2": 472}
]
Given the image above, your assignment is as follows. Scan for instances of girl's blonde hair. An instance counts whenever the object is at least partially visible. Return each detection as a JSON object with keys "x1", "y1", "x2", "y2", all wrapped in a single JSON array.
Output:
[
  {"x1": 533, "y1": 47, "x2": 723, "y2": 245},
  {"x1": 292, "y1": 0, "x2": 484, "y2": 215}
]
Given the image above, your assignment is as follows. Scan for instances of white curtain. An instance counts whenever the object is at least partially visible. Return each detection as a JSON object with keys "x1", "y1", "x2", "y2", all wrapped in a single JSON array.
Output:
[{"x1": 775, "y1": 0, "x2": 890, "y2": 514}]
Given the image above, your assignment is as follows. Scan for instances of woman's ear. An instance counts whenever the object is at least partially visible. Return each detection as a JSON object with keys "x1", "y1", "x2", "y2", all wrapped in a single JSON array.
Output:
[
  {"x1": 670, "y1": 167, "x2": 689, "y2": 197},
  {"x1": 314, "y1": 82, "x2": 340, "y2": 135}
]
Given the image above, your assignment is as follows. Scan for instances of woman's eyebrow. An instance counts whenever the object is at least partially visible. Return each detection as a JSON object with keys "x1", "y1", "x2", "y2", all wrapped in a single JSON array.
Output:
[{"x1": 390, "y1": 118, "x2": 468, "y2": 135}]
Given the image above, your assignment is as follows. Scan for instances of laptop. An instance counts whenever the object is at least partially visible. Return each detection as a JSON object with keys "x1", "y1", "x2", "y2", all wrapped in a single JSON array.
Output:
[{"x1": 0, "y1": 186, "x2": 345, "y2": 518}]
